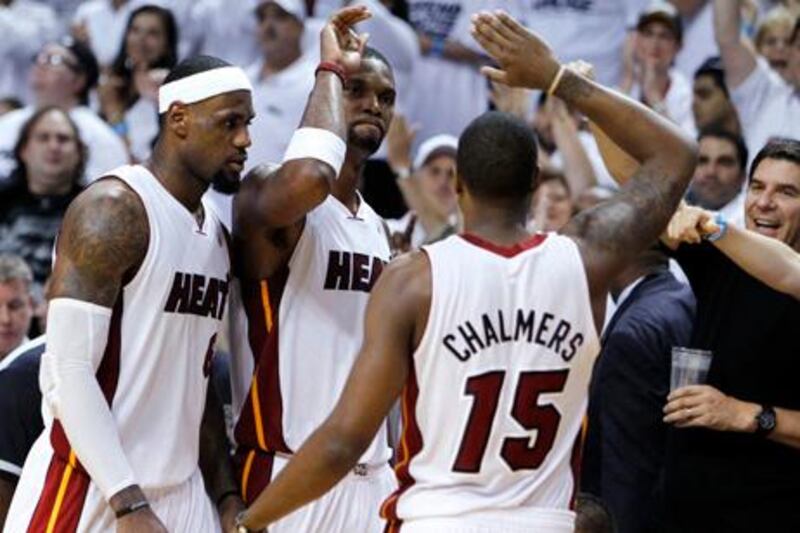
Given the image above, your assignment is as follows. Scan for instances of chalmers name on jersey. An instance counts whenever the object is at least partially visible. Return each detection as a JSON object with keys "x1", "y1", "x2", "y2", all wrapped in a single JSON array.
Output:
[
  {"x1": 234, "y1": 194, "x2": 391, "y2": 467},
  {"x1": 381, "y1": 232, "x2": 600, "y2": 528}
]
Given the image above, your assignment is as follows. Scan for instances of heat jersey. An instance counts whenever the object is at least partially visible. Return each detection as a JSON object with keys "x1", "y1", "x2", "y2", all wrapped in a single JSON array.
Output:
[
  {"x1": 12, "y1": 164, "x2": 230, "y2": 531},
  {"x1": 381, "y1": 233, "x2": 600, "y2": 528},
  {"x1": 235, "y1": 194, "x2": 392, "y2": 468}
]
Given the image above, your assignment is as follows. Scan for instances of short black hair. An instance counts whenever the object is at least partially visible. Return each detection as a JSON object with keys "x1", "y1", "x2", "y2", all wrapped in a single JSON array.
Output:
[
  {"x1": 698, "y1": 128, "x2": 748, "y2": 173},
  {"x1": 694, "y1": 56, "x2": 729, "y2": 97},
  {"x1": 162, "y1": 55, "x2": 233, "y2": 87},
  {"x1": 750, "y1": 138, "x2": 800, "y2": 181},
  {"x1": 362, "y1": 46, "x2": 393, "y2": 74},
  {"x1": 458, "y1": 111, "x2": 538, "y2": 201}
]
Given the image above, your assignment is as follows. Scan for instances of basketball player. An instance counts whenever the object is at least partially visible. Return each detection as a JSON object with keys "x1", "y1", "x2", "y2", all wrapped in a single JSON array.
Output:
[
  {"x1": 233, "y1": 10, "x2": 697, "y2": 533},
  {"x1": 1, "y1": 55, "x2": 254, "y2": 533},
  {"x1": 227, "y1": 9, "x2": 398, "y2": 533}
]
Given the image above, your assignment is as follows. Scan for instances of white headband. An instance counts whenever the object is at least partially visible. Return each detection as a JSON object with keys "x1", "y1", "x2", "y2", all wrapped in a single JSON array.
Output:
[{"x1": 158, "y1": 66, "x2": 253, "y2": 114}]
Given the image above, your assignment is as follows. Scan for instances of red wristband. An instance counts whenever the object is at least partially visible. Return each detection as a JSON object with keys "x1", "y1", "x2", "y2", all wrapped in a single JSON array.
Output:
[{"x1": 316, "y1": 61, "x2": 347, "y2": 85}]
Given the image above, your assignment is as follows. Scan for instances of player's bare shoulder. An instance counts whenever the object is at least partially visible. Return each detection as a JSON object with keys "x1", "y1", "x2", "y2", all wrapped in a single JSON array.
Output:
[
  {"x1": 49, "y1": 177, "x2": 149, "y2": 304},
  {"x1": 372, "y1": 250, "x2": 432, "y2": 347}
]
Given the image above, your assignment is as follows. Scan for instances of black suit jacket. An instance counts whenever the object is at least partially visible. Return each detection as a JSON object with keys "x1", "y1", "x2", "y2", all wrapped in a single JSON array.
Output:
[{"x1": 582, "y1": 269, "x2": 695, "y2": 533}]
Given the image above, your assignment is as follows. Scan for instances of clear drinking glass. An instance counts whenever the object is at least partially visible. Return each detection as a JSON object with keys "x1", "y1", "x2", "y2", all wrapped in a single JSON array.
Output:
[{"x1": 670, "y1": 347, "x2": 713, "y2": 391}]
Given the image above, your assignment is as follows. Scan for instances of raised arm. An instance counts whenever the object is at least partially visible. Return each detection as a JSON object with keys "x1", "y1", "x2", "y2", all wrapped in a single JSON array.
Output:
[
  {"x1": 713, "y1": 0, "x2": 757, "y2": 88},
  {"x1": 233, "y1": 7, "x2": 371, "y2": 279},
  {"x1": 236, "y1": 252, "x2": 430, "y2": 530},
  {"x1": 472, "y1": 11, "x2": 696, "y2": 305},
  {"x1": 43, "y1": 179, "x2": 165, "y2": 531},
  {"x1": 666, "y1": 204, "x2": 800, "y2": 299},
  {"x1": 237, "y1": 7, "x2": 370, "y2": 230}
]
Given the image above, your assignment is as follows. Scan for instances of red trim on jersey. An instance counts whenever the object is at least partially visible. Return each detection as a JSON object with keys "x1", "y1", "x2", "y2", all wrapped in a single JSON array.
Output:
[
  {"x1": 235, "y1": 268, "x2": 291, "y2": 455},
  {"x1": 568, "y1": 429, "x2": 584, "y2": 510},
  {"x1": 29, "y1": 297, "x2": 123, "y2": 531},
  {"x1": 380, "y1": 359, "x2": 423, "y2": 530},
  {"x1": 459, "y1": 232, "x2": 548, "y2": 258},
  {"x1": 27, "y1": 456, "x2": 91, "y2": 533}
]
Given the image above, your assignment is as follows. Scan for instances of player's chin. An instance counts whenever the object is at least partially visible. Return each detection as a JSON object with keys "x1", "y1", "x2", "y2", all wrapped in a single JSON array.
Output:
[
  {"x1": 349, "y1": 131, "x2": 383, "y2": 156},
  {"x1": 212, "y1": 170, "x2": 241, "y2": 194}
]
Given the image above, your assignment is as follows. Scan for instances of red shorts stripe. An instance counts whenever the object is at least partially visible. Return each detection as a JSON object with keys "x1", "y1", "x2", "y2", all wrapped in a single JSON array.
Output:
[
  {"x1": 27, "y1": 454, "x2": 90, "y2": 533},
  {"x1": 234, "y1": 447, "x2": 275, "y2": 506}
]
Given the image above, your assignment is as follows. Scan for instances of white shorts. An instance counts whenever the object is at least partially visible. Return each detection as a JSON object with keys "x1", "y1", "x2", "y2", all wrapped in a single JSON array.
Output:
[
  {"x1": 397, "y1": 507, "x2": 575, "y2": 533},
  {"x1": 5, "y1": 436, "x2": 219, "y2": 533},
  {"x1": 268, "y1": 455, "x2": 396, "y2": 533}
]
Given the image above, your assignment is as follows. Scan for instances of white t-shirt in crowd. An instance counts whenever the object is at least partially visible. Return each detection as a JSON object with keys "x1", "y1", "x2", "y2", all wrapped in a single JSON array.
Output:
[
  {"x1": 732, "y1": 58, "x2": 800, "y2": 162},
  {"x1": 0, "y1": 106, "x2": 129, "y2": 184},
  {"x1": 124, "y1": 97, "x2": 159, "y2": 163},
  {"x1": 0, "y1": 1, "x2": 59, "y2": 103},
  {"x1": 550, "y1": 130, "x2": 619, "y2": 191},
  {"x1": 521, "y1": 0, "x2": 650, "y2": 88},
  {"x1": 628, "y1": 69, "x2": 696, "y2": 135},
  {"x1": 674, "y1": 4, "x2": 718, "y2": 80},
  {"x1": 244, "y1": 55, "x2": 315, "y2": 172},
  {"x1": 407, "y1": 0, "x2": 517, "y2": 147},
  {"x1": 182, "y1": 0, "x2": 260, "y2": 68}
]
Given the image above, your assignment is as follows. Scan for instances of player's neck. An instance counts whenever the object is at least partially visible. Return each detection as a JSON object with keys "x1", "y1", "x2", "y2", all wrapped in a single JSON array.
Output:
[
  {"x1": 330, "y1": 151, "x2": 365, "y2": 214},
  {"x1": 146, "y1": 149, "x2": 208, "y2": 213},
  {"x1": 462, "y1": 205, "x2": 531, "y2": 247}
]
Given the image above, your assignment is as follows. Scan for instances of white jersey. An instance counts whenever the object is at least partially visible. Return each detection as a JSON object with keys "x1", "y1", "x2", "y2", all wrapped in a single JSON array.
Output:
[
  {"x1": 235, "y1": 195, "x2": 392, "y2": 469},
  {"x1": 381, "y1": 233, "x2": 600, "y2": 529}
]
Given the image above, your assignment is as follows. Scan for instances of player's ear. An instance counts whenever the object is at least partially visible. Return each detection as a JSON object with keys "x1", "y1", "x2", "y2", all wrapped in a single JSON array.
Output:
[{"x1": 166, "y1": 103, "x2": 190, "y2": 139}]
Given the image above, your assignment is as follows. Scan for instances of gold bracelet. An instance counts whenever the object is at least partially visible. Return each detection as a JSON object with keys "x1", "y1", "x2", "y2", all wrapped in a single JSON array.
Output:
[{"x1": 547, "y1": 65, "x2": 567, "y2": 97}]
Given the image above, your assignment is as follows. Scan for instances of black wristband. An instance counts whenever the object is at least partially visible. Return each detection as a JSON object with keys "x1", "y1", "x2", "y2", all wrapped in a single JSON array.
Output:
[{"x1": 115, "y1": 499, "x2": 149, "y2": 519}]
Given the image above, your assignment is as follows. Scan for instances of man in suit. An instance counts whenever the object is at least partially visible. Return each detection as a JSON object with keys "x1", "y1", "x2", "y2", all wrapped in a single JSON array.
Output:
[{"x1": 582, "y1": 246, "x2": 696, "y2": 533}]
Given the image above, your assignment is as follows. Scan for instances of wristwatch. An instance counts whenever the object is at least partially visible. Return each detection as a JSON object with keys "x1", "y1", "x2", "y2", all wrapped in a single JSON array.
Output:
[{"x1": 754, "y1": 405, "x2": 777, "y2": 436}]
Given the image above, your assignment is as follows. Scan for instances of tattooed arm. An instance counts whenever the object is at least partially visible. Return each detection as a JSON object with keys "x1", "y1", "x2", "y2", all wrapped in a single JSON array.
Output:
[
  {"x1": 233, "y1": 6, "x2": 370, "y2": 280},
  {"x1": 471, "y1": 11, "x2": 697, "y2": 328},
  {"x1": 46, "y1": 179, "x2": 166, "y2": 532}
]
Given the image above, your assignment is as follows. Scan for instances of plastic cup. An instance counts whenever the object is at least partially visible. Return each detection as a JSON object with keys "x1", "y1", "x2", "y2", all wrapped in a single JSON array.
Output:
[{"x1": 670, "y1": 347, "x2": 712, "y2": 391}]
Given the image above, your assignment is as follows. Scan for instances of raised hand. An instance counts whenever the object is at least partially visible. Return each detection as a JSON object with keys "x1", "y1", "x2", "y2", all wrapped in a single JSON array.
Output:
[
  {"x1": 386, "y1": 114, "x2": 416, "y2": 173},
  {"x1": 489, "y1": 81, "x2": 530, "y2": 120},
  {"x1": 320, "y1": 5, "x2": 371, "y2": 74},
  {"x1": 666, "y1": 204, "x2": 719, "y2": 244},
  {"x1": 470, "y1": 10, "x2": 560, "y2": 90}
]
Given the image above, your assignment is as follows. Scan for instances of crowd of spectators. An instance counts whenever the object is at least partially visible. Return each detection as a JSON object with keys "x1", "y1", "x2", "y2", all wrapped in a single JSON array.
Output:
[{"x1": 1, "y1": 0, "x2": 800, "y2": 531}]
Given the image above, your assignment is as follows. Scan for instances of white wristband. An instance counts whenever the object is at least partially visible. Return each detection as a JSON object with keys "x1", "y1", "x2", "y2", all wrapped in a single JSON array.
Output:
[{"x1": 282, "y1": 127, "x2": 347, "y2": 178}]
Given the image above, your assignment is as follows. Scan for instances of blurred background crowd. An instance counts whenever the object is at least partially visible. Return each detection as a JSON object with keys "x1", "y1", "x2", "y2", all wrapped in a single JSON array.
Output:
[{"x1": 2, "y1": 0, "x2": 800, "y2": 531}]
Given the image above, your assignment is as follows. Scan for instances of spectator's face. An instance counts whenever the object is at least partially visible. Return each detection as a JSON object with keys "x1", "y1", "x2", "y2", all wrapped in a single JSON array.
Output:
[
  {"x1": 0, "y1": 280, "x2": 34, "y2": 361},
  {"x1": 532, "y1": 179, "x2": 573, "y2": 231},
  {"x1": 756, "y1": 21, "x2": 791, "y2": 75},
  {"x1": 692, "y1": 75, "x2": 733, "y2": 130},
  {"x1": 689, "y1": 136, "x2": 745, "y2": 210},
  {"x1": 420, "y1": 154, "x2": 457, "y2": 214},
  {"x1": 636, "y1": 21, "x2": 679, "y2": 71},
  {"x1": 344, "y1": 58, "x2": 396, "y2": 156},
  {"x1": 30, "y1": 45, "x2": 85, "y2": 106},
  {"x1": 256, "y1": 3, "x2": 303, "y2": 57},
  {"x1": 21, "y1": 110, "x2": 81, "y2": 194},
  {"x1": 745, "y1": 158, "x2": 800, "y2": 250},
  {"x1": 126, "y1": 12, "x2": 169, "y2": 67}
]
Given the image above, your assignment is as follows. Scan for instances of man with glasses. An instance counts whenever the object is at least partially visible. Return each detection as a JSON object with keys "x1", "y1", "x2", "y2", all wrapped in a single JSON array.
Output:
[{"x1": 0, "y1": 39, "x2": 128, "y2": 184}]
